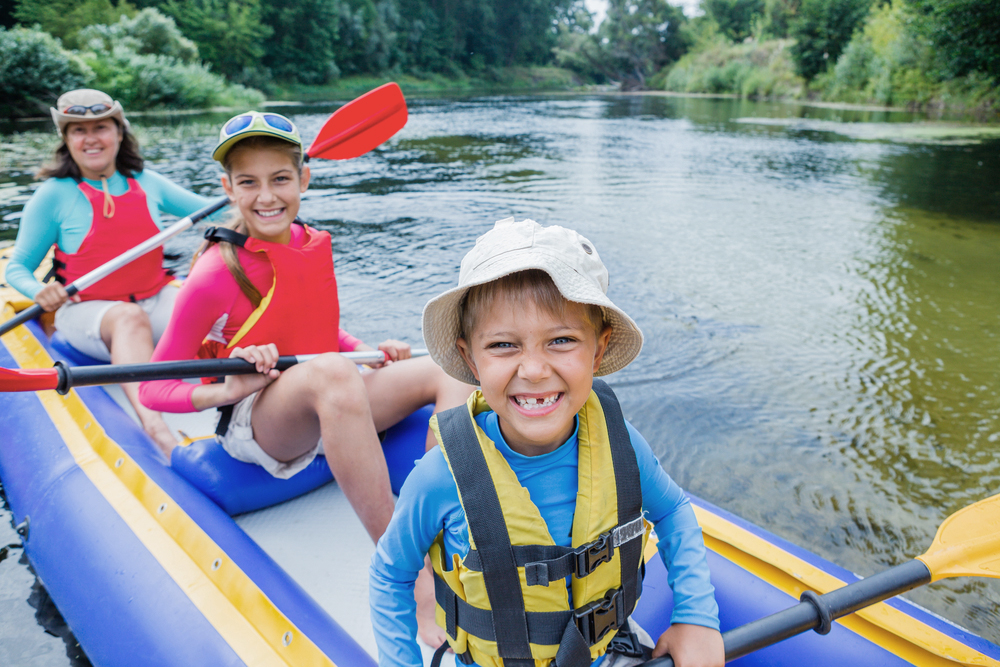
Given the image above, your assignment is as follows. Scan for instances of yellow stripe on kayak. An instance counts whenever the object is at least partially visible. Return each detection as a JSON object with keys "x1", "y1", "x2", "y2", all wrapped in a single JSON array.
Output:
[
  {"x1": 1, "y1": 302, "x2": 336, "y2": 667},
  {"x1": 686, "y1": 504, "x2": 999, "y2": 666}
]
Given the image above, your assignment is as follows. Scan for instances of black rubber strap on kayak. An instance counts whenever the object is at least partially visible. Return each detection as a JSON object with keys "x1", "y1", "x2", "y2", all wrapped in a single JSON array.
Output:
[
  {"x1": 437, "y1": 406, "x2": 534, "y2": 665},
  {"x1": 215, "y1": 404, "x2": 234, "y2": 439},
  {"x1": 591, "y1": 379, "x2": 644, "y2": 614}
]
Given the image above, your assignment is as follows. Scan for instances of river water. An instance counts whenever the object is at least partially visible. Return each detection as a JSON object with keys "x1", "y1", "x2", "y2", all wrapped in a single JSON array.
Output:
[{"x1": 1, "y1": 94, "x2": 998, "y2": 663}]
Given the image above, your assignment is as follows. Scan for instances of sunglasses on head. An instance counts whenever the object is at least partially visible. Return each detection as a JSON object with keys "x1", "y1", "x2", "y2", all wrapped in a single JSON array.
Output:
[
  {"x1": 62, "y1": 103, "x2": 113, "y2": 116},
  {"x1": 222, "y1": 112, "x2": 296, "y2": 137}
]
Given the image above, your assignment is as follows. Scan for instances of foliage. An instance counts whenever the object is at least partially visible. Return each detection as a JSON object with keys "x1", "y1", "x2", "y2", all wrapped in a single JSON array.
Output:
[
  {"x1": 595, "y1": 0, "x2": 689, "y2": 89},
  {"x1": 760, "y1": 0, "x2": 799, "y2": 38},
  {"x1": 262, "y1": 0, "x2": 340, "y2": 85},
  {"x1": 662, "y1": 37, "x2": 802, "y2": 98},
  {"x1": 80, "y1": 44, "x2": 263, "y2": 109},
  {"x1": 704, "y1": 0, "x2": 764, "y2": 42},
  {"x1": 332, "y1": 0, "x2": 399, "y2": 76},
  {"x1": 14, "y1": 0, "x2": 134, "y2": 47},
  {"x1": 907, "y1": 0, "x2": 1000, "y2": 82},
  {"x1": 79, "y1": 7, "x2": 197, "y2": 62},
  {"x1": 156, "y1": 0, "x2": 270, "y2": 84},
  {"x1": 0, "y1": 25, "x2": 90, "y2": 119},
  {"x1": 789, "y1": 0, "x2": 873, "y2": 80}
]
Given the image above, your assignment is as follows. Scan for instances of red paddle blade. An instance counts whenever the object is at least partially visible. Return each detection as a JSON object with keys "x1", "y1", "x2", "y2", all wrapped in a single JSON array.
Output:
[
  {"x1": 307, "y1": 82, "x2": 407, "y2": 160},
  {"x1": 0, "y1": 366, "x2": 59, "y2": 392}
]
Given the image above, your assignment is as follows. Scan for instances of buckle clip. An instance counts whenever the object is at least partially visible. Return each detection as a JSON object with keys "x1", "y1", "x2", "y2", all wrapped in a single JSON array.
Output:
[
  {"x1": 607, "y1": 628, "x2": 645, "y2": 658},
  {"x1": 573, "y1": 589, "x2": 622, "y2": 645},
  {"x1": 574, "y1": 531, "x2": 613, "y2": 577}
]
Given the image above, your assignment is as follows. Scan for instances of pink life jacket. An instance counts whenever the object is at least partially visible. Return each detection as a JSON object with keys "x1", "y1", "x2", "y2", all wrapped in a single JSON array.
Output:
[
  {"x1": 53, "y1": 178, "x2": 174, "y2": 302},
  {"x1": 198, "y1": 222, "x2": 341, "y2": 360}
]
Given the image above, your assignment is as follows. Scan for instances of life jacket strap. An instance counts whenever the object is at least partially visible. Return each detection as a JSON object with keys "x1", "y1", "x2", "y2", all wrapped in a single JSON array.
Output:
[{"x1": 204, "y1": 226, "x2": 249, "y2": 247}]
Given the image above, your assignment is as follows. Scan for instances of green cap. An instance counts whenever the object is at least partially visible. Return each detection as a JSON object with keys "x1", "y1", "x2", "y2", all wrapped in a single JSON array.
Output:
[{"x1": 213, "y1": 111, "x2": 303, "y2": 164}]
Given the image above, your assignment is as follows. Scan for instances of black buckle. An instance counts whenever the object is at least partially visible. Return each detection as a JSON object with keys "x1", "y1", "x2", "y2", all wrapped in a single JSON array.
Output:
[
  {"x1": 574, "y1": 531, "x2": 613, "y2": 577},
  {"x1": 574, "y1": 589, "x2": 621, "y2": 644},
  {"x1": 607, "y1": 628, "x2": 645, "y2": 658}
]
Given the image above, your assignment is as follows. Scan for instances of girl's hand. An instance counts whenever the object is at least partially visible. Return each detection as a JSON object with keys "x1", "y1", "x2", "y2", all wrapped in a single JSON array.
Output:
[
  {"x1": 375, "y1": 339, "x2": 411, "y2": 367},
  {"x1": 223, "y1": 344, "x2": 281, "y2": 404},
  {"x1": 652, "y1": 623, "x2": 724, "y2": 667},
  {"x1": 34, "y1": 283, "x2": 79, "y2": 312}
]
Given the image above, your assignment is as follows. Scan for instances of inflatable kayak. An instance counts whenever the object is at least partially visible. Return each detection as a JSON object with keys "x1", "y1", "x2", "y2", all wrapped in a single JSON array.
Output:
[{"x1": 2, "y1": 249, "x2": 999, "y2": 666}]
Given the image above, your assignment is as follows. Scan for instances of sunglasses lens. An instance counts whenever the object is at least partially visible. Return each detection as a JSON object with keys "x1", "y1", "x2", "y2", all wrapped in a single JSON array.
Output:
[
  {"x1": 63, "y1": 105, "x2": 89, "y2": 116},
  {"x1": 263, "y1": 114, "x2": 294, "y2": 133},
  {"x1": 224, "y1": 114, "x2": 254, "y2": 136},
  {"x1": 89, "y1": 103, "x2": 112, "y2": 114}
]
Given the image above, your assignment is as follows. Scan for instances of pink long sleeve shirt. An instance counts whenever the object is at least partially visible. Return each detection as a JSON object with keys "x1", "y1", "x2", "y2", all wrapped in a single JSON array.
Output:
[{"x1": 139, "y1": 225, "x2": 360, "y2": 412}]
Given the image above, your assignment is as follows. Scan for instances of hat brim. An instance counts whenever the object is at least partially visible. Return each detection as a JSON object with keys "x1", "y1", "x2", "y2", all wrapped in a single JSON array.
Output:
[
  {"x1": 213, "y1": 128, "x2": 303, "y2": 164},
  {"x1": 50, "y1": 101, "x2": 128, "y2": 134},
  {"x1": 422, "y1": 250, "x2": 643, "y2": 386}
]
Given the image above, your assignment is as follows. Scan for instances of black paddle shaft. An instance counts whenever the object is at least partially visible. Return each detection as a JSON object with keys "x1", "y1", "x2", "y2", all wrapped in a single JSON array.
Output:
[
  {"x1": 642, "y1": 559, "x2": 931, "y2": 667},
  {"x1": 54, "y1": 356, "x2": 303, "y2": 394}
]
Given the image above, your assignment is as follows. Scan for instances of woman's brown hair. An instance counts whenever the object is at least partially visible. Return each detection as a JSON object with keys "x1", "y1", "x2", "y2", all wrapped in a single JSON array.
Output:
[
  {"x1": 190, "y1": 135, "x2": 304, "y2": 308},
  {"x1": 37, "y1": 118, "x2": 144, "y2": 181}
]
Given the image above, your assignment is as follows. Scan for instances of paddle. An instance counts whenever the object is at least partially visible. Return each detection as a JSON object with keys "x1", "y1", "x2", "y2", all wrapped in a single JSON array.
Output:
[
  {"x1": 0, "y1": 348, "x2": 429, "y2": 395},
  {"x1": 643, "y1": 493, "x2": 1000, "y2": 666},
  {"x1": 0, "y1": 82, "x2": 409, "y2": 337}
]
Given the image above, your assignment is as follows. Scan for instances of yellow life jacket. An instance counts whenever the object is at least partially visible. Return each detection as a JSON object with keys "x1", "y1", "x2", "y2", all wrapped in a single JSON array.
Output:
[{"x1": 429, "y1": 378, "x2": 650, "y2": 667}]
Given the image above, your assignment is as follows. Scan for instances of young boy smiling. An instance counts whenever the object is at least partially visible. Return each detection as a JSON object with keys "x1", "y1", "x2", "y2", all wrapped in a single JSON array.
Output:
[{"x1": 370, "y1": 218, "x2": 723, "y2": 667}]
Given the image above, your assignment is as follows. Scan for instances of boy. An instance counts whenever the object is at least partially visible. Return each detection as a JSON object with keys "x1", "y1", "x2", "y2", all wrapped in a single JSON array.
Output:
[{"x1": 370, "y1": 218, "x2": 723, "y2": 667}]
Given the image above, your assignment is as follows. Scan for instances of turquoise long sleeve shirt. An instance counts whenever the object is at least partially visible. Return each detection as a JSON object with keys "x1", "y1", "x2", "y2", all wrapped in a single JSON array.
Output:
[
  {"x1": 369, "y1": 410, "x2": 719, "y2": 667},
  {"x1": 5, "y1": 170, "x2": 210, "y2": 299}
]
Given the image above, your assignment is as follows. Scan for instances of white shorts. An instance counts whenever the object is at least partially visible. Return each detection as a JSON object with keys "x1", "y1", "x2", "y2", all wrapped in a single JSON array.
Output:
[
  {"x1": 53, "y1": 284, "x2": 179, "y2": 362},
  {"x1": 216, "y1": 390, "x2": 324, "y2": 479}
]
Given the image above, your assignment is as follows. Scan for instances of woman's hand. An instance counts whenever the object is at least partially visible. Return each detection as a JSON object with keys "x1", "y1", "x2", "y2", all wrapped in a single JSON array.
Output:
[
  {"x1": 652, "y1": 623, "x2": 724, "y2": 667},
  {"x1": 34, "y1": 283, "x2": 79, "y2": 312},
  {"x1": 374, "y1": 339, "x2": 411, "y2": 367},
  {"x1": 222, "y1": 344, "x2": 281, "y2": 404}
]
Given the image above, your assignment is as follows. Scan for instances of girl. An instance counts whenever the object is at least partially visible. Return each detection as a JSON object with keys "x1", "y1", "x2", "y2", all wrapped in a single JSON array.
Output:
[
  {"x1": 6, "y1": 89, "x2": 211, "y2": 454},
  {"x1": 138, "y1": 111, "x2": 473, "y2": 547}
]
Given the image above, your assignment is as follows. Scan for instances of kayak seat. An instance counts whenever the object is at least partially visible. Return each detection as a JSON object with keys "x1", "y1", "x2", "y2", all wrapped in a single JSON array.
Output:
[
  {"x1": 50, "y1": 331, "x2": 107, "y2": 366},
  {"x1": 171, "y1": 404, "x2": 434, "y2": 515}
]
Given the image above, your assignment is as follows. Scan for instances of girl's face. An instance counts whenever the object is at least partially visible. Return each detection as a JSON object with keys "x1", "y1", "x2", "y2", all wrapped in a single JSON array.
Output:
[
  {"x1": 65, "y1": 118, "x2": 121, "y2": 180},
  {"x1": 221, "y1": 145, "x2": 310, "y2": 244}
]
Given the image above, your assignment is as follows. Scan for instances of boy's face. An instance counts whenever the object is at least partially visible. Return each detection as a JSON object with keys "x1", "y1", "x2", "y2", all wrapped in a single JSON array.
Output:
[{"x1": 456, "y1": 294, "x2": 612, "y2": 457}]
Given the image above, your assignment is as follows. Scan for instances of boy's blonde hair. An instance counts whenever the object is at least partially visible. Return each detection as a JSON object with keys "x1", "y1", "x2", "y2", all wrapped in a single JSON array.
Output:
[{"x1": 459, "y1": 269, "x2": 605, "y2": 340}]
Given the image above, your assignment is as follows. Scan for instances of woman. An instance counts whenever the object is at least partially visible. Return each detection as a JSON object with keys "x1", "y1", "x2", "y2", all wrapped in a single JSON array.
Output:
[{"x1": 4, "y1": 89, "x2": 211, "y2": 454}]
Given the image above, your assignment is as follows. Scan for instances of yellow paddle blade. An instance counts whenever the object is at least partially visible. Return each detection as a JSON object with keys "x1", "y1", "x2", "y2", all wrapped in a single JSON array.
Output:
[{"x1": 917, "y1": 493, "x2": 1000, "y2": 582}]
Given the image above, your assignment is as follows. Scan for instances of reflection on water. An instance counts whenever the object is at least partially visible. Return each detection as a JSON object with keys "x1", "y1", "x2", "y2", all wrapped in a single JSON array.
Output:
[{"x1": 1, "y1": 95, "x2": 998, "y2": 660}]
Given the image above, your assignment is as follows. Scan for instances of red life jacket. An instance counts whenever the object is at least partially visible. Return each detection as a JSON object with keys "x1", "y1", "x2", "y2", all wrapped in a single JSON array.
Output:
[
  {"x1": 53, "y1": 177, "x2": 175, "y2": 302},
  {"x1": 199, "y1": 222, "x2": 341, "y2": 360}
]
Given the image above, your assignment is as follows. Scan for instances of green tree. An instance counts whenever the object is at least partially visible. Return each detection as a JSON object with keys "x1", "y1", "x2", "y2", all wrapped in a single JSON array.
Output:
[
  {"x1": 0, "y1": 25, "x2": 90, "y2": 118},
  {"x1": 14, "y1": 0, "x2": 134, "y2": 47},
  {"x1": 907, "y1": 0, "x2": 1000, "y2": 81},
  {"x1": 79, "y1": 7, "x2": 198, "y2": 62},
  {"x1": 703, "y1": 0, "x2": 765, "y2": 42},
  {"x1": 599, "y1": 0, "x2": 688, "y2": 89},
  {"x1": 157, "y1": 0, "x2": 270, "y2": 82},
  {"x1": 262, "y1": 0, "x2": 340, "y2": 84},
  {"x1": 761, "y1": 0, "x2": 799, "y2": 38},
  {"x1": 789, "y1": 0, "x2": 873, "y2": 79}
]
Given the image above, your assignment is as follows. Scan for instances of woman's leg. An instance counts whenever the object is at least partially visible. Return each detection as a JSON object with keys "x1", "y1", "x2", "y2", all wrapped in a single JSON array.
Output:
[
  {"x1": 248, "y1": 352, "x2": 395, "y2": 543},
  {"x1": 361, "y1": 355, "x2": 474, "y2": 647},
  {"x1": 100, "y1": 303, "x2": 178, "y2": 456},
  {"x1": 361, "y1": 355, "x2": 475, "y2": 450}
]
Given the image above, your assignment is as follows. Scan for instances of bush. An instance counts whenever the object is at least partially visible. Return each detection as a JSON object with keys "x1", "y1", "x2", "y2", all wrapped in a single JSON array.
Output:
[
  {"x1": 13, "y1": 0, "x2": 134, "y2": 48},
  {"x1": 704, "y1": 0, "x2": 765, "y2": 42},
  {"x1": 80, "y1": 45, "x2": 263, "y2": 110},
  {"x1": 662, "y1": 37, "x2": 803, "y2": 98},
  {"x1": 0, "y1": 25, "x2": 91, "y2": 119},
  {"x1": 789, "y1": 0, "x2": 873, "y2": 80},
  {"x1": 79, "y1": 7, "x2": 197, "y2": 62}
]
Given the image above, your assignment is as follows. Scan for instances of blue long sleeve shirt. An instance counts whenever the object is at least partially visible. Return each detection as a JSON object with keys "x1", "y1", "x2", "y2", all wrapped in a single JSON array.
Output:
[
  {"x1": 370, "y1": 410, "x2": 719, "y2": 667},
  {"x1": 5, "y1": 170, "x2": 210, "y2": 299}
]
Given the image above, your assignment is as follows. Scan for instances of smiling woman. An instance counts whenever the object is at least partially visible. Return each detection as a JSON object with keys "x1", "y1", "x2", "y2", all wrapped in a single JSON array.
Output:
[{"x1": 2, "y1": 89, "x2": 212, "y2": 455}]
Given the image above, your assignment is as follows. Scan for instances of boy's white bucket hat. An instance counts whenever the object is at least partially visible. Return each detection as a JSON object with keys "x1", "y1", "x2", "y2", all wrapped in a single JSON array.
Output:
[{"x1": 422, "y1": 217, "x2": 643, "y2": 385}]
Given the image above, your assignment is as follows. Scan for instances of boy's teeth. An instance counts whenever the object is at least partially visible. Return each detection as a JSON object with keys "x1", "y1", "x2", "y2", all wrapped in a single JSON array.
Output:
[{"x1": 515, "y1": 394, "x2": 559, "y2": 409}]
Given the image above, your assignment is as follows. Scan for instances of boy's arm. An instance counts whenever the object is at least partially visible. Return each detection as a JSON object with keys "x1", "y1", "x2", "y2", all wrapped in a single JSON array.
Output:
[
  {"x1": 627, "y1": 422, "x2": 720, "y2": 630},
  {"x1": 370, "y1": 448, "x2": 458, "y2": 667}
]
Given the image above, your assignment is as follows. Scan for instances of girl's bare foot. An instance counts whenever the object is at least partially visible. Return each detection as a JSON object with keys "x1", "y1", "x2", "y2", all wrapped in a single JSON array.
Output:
[
  {"x1": 141, "y1": 414, "x2": 177, "y2": 458},
  {"x1": 416, "y1": 559, "x2": 447, "y2": 647}
]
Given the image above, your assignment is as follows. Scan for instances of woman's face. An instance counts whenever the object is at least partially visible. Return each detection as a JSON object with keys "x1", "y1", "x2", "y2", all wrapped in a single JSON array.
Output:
[
  {"x1": 65, "y1": 118, "x2": 122, "y2": 180},
  {"x1": 221, "y1": 145, "x2": 310, "y2": 245}
]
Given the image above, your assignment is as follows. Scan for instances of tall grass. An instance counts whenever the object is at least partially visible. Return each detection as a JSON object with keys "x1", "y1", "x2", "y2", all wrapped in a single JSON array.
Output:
[{"x1": 658, "y1": 37, "x2": 804, "y2": 99}]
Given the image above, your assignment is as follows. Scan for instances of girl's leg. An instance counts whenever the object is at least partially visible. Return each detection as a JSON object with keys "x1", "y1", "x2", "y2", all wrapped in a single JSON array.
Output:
[
  {"x1": 100, "y1": 303, "x2": 177, "y2": 456},
  {"x1": 248, "y1": 353, "x2": 395, "y2": 543},
  {"x1": 361, "y1": 355, "x2": 474, "y2": 648},
  {"x1": 361, "y1": 356, "x2": 475, "y2": 450}
]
